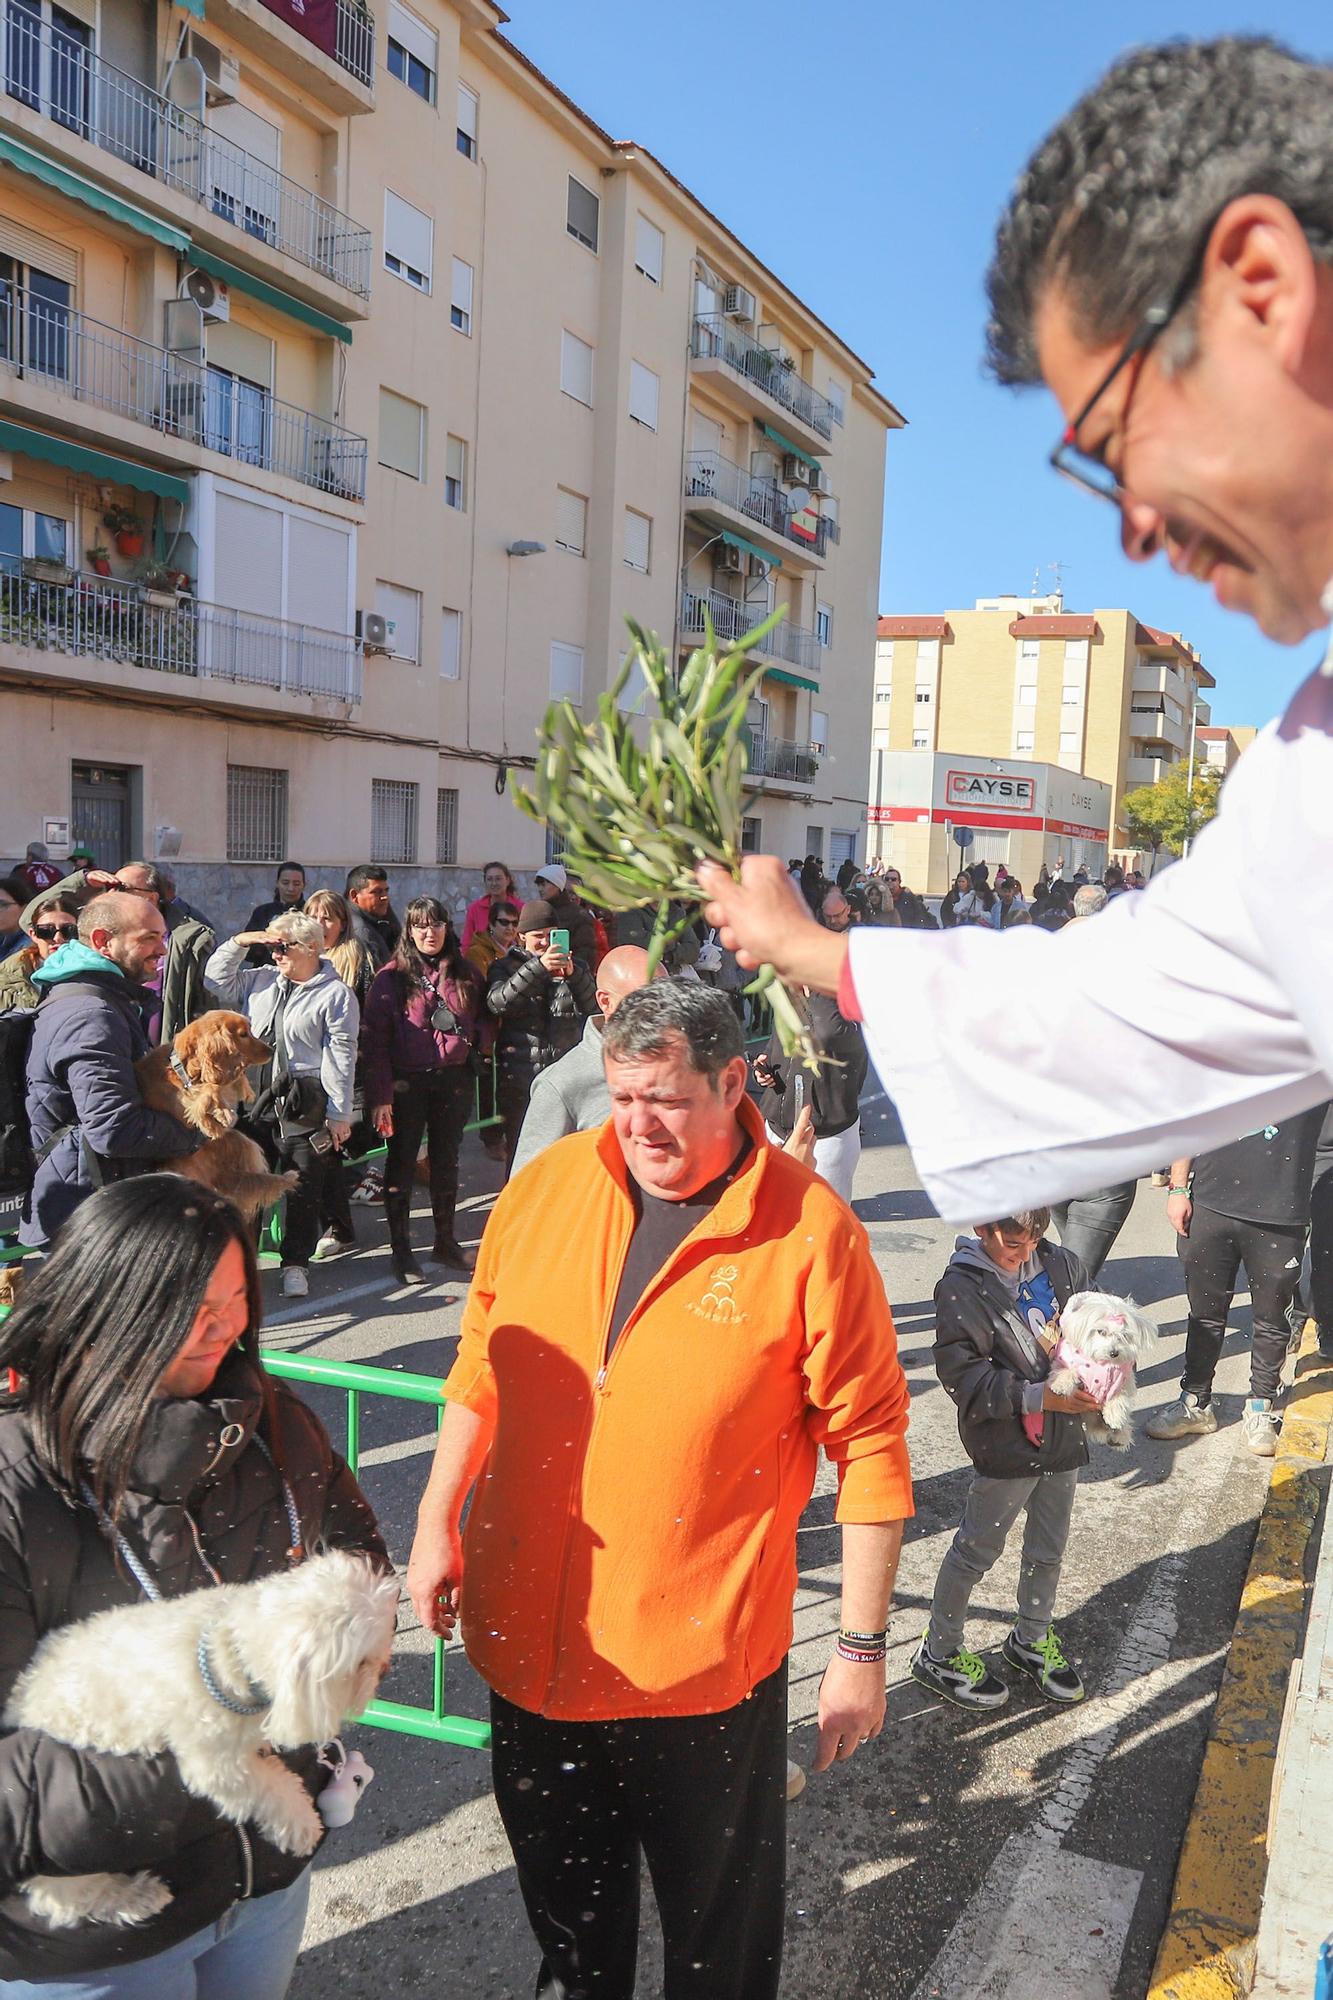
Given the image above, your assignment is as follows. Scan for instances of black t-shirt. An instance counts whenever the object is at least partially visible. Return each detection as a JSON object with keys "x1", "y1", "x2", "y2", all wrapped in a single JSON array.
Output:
[
  {"x1": 1190, "y1": 1103, "x2": 1329, "y2": 1227},
  {"x1": 605, "y1": 1136, "x2": 753, "y2": 1360}
]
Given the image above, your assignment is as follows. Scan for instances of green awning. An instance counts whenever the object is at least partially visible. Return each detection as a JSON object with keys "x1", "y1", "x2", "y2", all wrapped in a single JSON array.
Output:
[
  {"x1": 188, "y1": 248, "x2": 353, "y2": 344},
  {"x1": 718, "y1": 526, "x2": 781, "y2": 570},
  {"x1": 0, "y1": 420, "x2": 191, "y2": 504},
  {"x1": 0, "y1": 134, "x2": 189, "y2": 253},
  {"x1": 760, "y1": 423, "x2": 822, "y2": 471},
  {"x1": 762, "y1": 666, "x2": 820, "y2": 692},
  {"x1": 175, "y1": 0, "x2": 205, "y2": 17}
]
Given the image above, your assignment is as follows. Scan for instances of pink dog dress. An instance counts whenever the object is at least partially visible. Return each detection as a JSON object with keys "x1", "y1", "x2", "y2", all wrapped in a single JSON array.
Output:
[{"x1": 1022, "y1": 1338, "x2": 1134, "y2": 1447}]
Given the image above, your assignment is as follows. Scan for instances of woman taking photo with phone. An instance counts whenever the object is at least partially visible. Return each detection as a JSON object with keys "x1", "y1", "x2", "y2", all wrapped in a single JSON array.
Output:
[
  {"x1": 360, "y1": 898, "x2": 481, "y2": 1285},
  {"x1": 205, "y1": 912, "x2": 359, "y2": 1299}
]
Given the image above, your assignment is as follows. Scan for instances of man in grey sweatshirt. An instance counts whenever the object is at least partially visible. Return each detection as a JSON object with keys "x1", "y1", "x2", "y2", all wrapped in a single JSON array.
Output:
[{"x1": 510, "y1": 948, "x2": 653, "y2": 1174}]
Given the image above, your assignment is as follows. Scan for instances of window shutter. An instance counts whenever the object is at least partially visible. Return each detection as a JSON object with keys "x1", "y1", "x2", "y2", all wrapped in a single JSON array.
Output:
[
  {"x1": 622, "y1": 507, "x2": 650, "y2": 573},
  {"x1": 214, "y1": 492, "x2": 283, "y2": 617},
  {"x1": 388, "y1": 0, "x2": 436, "y2": 69},
  {"x1": 628, "y1": 361, "x2": 659, "y2": 429},
  {"x1": 811, "y1": 709, "x2": 828, "y2": 751},
  {"x1": 634, "y1": 214, "x2": 664, "y2": 283},
  {"x1": 374, "y1": 580, "x2": 421, "y2": 662},
  {"x1": 450, "y1": 257, "x2": 473, "y2": 331},
  {"x1": 378, "y1": 388, "x2": 424, "y2": 477},
  {"x1": 555, "y1": 489, "x2": 587, "y2": 556},
  {"x1": 440, "y1": 605, "x2": 461, "y2": 679},
  {"x1": 206, "y1": 321, "x2": 274, "y2": 388},
  {"x1": 560, "y1": 330, "x2": 593, "y2": 404},
  {"x1": 0, "y1": 219, "x2": 77, "y2": 285},
  {"x1": 286, "y1": 516, "x2": 350, "y2": 630},
  {"x1": 550, "y1": 641, "x2": 584, "y2": 702},
  {"x1": 384, "y1": 191, "x2": 433, "y2": 284},
  {"x1": 566, "y1": 177, "x2": 599, "y2": 251},
  {"x1": 457, "y1": 82, "x2": 479, "y2": 150},
  {"x1": 445, "y1": 434, "x2": 467, "y2": 508}
]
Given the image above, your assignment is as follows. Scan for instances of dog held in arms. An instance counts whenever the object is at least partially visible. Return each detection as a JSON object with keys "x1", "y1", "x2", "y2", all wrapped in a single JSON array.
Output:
[
  {"x1": 1045, "y1": 1290, "x2": 1158, "y2": 1449},
  {"x1": 7, "y1": 1549, "x2": 400, "y2": 1927},
  {"x1": 136, "y1": 1011, "x2": 297, "y2": 1218}
]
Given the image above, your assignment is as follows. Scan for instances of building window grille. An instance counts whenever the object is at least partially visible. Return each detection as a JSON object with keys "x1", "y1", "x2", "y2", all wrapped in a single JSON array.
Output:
[
  {"x1": 226, "y1": 764, "x2": 287, "y2": 862},
  {"x1": 371, "y1": 777, "x2": 418, "y2": 863}
]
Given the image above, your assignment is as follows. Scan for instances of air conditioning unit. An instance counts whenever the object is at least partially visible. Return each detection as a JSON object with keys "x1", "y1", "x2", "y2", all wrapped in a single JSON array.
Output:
[
  {"x1": 782, "y1": 455, "x2": 806, "y2": 485},
  {"x1": 356, "y1": 609, "x2": 391, "y2": 653},
  {"x1": 808, "y1": 463, "x2": 831, "y2": 496},
  {"x1": 723, "y1": 284, "x2": 757, "y2": 323},
  {"x1": 713, "y1": 543, "x2": 743, "y2": 575},
  {"x1": 162, "y1": 378, "x2": 204, "y2": 438},
  {"x1": 184, "y1": 265, "x2": 230, "y2": 324},
  {"x1": 746, "y1": 553, "x2": 769, "y2": 580},
  {"x1": 188, "y1": 31, "x2": 239, "y2": 105}
]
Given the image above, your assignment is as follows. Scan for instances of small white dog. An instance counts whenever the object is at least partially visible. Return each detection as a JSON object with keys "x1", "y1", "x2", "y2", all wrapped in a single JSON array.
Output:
[
  {"x1": 7, "y1": 1547, "x2": 399, "y2": 1928},
  {"x1": 1046, "y1": 1289, "x2": 1158, "y2": 1448}
]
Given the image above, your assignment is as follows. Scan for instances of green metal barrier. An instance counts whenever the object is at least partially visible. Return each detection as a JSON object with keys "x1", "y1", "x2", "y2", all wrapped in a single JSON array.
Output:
[{"x1": 260, "y1": 1347, "x2": 490, "y2": 1751}]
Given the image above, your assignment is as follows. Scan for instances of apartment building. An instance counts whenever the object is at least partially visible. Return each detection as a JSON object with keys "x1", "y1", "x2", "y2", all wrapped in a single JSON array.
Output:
[
  {"x1": 1197, "y1": 724, "x2": 1257, "y2": 774},
  {"x1": 0, "y1": 0, "x2": 900, "y2": 926},
  {"x1": 867, "y1": 592, "x2": 1215, "y2": 889}
]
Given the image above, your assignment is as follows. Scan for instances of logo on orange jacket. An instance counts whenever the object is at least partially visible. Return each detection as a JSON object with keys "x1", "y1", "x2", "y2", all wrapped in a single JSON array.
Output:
[{"x1": 687, "y1": 1262, "x2": 747, "y2": 1325}]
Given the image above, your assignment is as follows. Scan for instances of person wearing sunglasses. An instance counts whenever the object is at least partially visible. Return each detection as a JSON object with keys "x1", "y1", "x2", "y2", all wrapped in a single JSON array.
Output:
[
  {"x1": 702, "y1": 37, "x2": 1333, "y2": 1233},
  {"x1": 0, "y1": 877, "x2": 30, "y2": 968},
  {"x1": 0, "y1": 896, "x2": 80, "y2": 1012}
]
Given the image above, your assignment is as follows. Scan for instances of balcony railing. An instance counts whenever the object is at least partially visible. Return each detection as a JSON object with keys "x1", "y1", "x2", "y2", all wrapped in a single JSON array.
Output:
[
  {"x1": 746, "y1": 733, "x2": 818, "y2": 785},
  {"x1": 690, "y1": 315, "x2": 837, "y2": 443},
  {"x1": 679, "y1": 587, "x2": 821, "y2": 673},
  {"x1": 2, "y1": 4, "x2": 373, "y2": 295},
  {"x1": 0, "y1": 561, "x2": 361, "y2": 700},
  {"x1": 334, "y1": 0, "x2": 375, "y2": 89},
  {"x1": 684, "y1": 452, "x2": 830, "y2": 560},
  {"x1": 0, "y1": 287, "x2": 368, "y2": 502}
]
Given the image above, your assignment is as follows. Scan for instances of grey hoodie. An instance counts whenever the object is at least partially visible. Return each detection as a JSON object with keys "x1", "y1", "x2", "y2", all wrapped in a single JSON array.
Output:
[
  {"x1": 510, "y1": 1015, "x2": 608, "y2": 1176},
  {"x1": 203, "y1": 938, "x2": 359, "y2": 1123}
]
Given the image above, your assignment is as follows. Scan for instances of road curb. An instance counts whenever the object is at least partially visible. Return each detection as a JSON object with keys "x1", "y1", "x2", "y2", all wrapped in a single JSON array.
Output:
[{"x1": 1148, "y1": 1329, "x2": 1333, "y2": 1999}]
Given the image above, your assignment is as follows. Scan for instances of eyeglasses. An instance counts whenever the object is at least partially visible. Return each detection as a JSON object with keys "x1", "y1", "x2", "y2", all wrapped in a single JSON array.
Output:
[
  {"x1": 270, "y1": 943, "x2": 294, "y2": 957},
  {"x1": 33, "y1": 922, "x2": 77, "y2": 941},
  {"x1": 1049, "y1": 247, "x2": 1206, "y2": 504}
]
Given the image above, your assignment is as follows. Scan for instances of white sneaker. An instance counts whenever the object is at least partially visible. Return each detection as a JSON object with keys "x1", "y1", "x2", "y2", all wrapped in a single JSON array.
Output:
[
  {"x1": 281, "y1": 1267, "x2": 309, "y2": 1298},
  {"x1": 1241, "y1": 1397, "x2": 1281, "y2": 1457},
  {"x1": 785, "y1": 1759, "x2": 806, "y2": 1802},
  {"x1": 313, "y1": 1231, "x2": 354, "y2": 1261},
  {"x1": 1145, "y1": 1392, "x2": 1218, "y2": 1440}
]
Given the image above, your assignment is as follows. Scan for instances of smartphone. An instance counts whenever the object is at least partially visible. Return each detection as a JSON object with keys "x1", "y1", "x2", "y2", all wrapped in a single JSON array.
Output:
[
  {"x1": 309, "y1": 1127, "x2": 336, "y2": 1155},
  {"x1": 793, "y1": 1074, "x2": 806, "y2": 1118},
  {"x1": 548, "y1": 927, "x2": 570, "y2": 956}
]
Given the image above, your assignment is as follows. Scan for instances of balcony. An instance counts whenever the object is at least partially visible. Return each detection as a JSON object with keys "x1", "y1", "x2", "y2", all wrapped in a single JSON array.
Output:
[
  {"x1": 334, "y1": 0, "x2": 375, "y2": 87},
  {"x1": 2, "y1": 5, "x2": 372, "y2": 296},
  {"x1": 745, "y1": 733, "x2": 818, "y2": 789},
  {"x1": 1125, "y1": 755, "x2": 1172, "y2": 789},
  {"x1": 0, "y1": 288, "x2": 368, "y2": 502},
  {"x1": 684, "y1": 452, "x2": 830, "y2": 566},
  {"x1": 679, "y1": 588, "x2": 821, "y2": 676},
  {"x1": 183, "y1": 0, "x2": 374, "y2": 113},
  {"x1": 0, "y1": 560, "x2": 361, "y2": 701},
  {"x1": 690, "y1": 315, "x2": 836, "y2": 455},
  {"x1": 1128, "y1": 703, "x2": 1186, "y2": 754}
]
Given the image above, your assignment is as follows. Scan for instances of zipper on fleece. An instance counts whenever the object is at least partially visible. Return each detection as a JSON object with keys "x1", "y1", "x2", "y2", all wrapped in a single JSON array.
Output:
[{"x1": 235, "y1": 1824, "x2": 254, "y2": 1899}]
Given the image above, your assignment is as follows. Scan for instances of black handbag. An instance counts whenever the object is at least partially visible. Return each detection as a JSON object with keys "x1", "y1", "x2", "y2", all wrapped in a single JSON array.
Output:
[{"x1": 252, "y1": 983, "x2": 327, "y2": 1141}]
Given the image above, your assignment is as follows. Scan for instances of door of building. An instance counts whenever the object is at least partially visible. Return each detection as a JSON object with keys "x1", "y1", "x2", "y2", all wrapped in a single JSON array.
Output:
[
  {"x1": 71, "y1": 762, "x2": 131, "y2": 870},
  {"x1": 829, "y1": 830, "x2": 857, "y2": 872}
]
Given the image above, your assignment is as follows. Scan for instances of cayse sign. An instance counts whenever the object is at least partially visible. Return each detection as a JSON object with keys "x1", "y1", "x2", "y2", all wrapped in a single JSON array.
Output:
[{"x1": 944, "y1": 769, "x2": 1037, "y2": 812}]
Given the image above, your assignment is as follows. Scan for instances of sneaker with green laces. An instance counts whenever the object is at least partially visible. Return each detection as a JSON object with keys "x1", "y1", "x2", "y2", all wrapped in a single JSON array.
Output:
[
  {"x1": 909, "y1": 1631, "x2": 1009, "y2": 1710},
  {"x1": 1002, "y1": 1624, "x2": 1085, "y2": 1704}
]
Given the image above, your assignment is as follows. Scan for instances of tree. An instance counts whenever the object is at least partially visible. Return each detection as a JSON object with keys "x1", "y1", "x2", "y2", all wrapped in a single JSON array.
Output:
[{"x1": 1122, "y1": 763, "x2": 1223, "y2": 873}]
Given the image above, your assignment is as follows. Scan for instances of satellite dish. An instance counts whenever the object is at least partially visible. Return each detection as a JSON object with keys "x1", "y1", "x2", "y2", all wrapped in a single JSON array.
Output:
[
  {"x1": 185, "y1": 267, "x2": 220, "y2": 313},
  {"x1": 787, "y1": 485, "x2": 811, "y2": 513}
]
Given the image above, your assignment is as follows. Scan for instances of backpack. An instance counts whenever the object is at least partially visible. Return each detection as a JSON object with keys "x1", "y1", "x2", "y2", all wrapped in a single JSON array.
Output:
[{"x1": 0, "y1": 1009, "x2": 39, "y2": 1230}]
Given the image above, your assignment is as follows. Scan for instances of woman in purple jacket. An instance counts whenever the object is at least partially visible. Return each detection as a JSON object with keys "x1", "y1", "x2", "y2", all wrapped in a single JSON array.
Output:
[{"x1": 361, "y1": 898, "x2": 480, "y2": 1284}]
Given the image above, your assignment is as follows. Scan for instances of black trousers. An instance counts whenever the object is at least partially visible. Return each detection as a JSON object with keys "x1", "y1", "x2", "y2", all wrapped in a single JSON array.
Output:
[
  {"x1": 1307, "y1": 1127, "x2": 1333, "y2": 1331},
  {"x1": 490, "y1": 1665, "x2": 787, "y2": 2000},
  {"x1": 382, "y1": 1067, "x2": 472, "y2": 1256},
  {"x1": 497, "y1": 1064, "x2": 536, "y2": 1182},
  {"x1": 1050, "y1": 1180, "x2": 1137, "y2": 1283},
  {"x1": 1180, "y1": 1204, "x2": 1306, "y2": 1403}
]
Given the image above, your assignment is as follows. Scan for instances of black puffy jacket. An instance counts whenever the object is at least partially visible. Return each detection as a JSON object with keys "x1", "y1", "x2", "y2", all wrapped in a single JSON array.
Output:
[
  {"x1": 757, "y1": 994, "x2": 868, "y2": 1141},
  {"x1": 0, "y1": 1350, "x2": 386, "y2": 1979},
  {"x1": 485, "y1": 949, "x2": 597, "y2": 1078}
]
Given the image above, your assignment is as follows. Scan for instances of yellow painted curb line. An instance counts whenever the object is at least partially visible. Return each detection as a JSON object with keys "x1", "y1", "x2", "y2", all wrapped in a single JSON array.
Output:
[{"x1": 1149, "y1": 1328, "x2": 1333, "y2": 2000}]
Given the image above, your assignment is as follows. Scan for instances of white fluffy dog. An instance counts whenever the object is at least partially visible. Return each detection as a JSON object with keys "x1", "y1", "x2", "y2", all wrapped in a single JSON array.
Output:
[
  {"x1": 1046, "y1": 1289, "x2": 1158, "y2": 1449},
  {"x1": 7, "y1": 1548, "x2": 399, "y2": 1928}
]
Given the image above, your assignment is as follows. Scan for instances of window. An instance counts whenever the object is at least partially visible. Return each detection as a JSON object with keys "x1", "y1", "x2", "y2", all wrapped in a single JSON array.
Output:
[
  {"x1": 1018, "y1": 682, "x2": 1037, "y2": 706},
  {"x1": 386, "y1": 1, "x2": 436, "y2": 101},
  {"x1": 555, "y1": 488, "x2": 588, "y2": 557},
  {"x1": 378, "y1": 387, "x2": 424, "y2": 478},
  {"x1": 435, "y1": 786, "x2": 458, "y2": 864},
  {"x1": 872, "y1": 728, "x2": 889, "y2": 750},
  {"x1": 374, "y1": 579, "x2": 421, "y2": 662},
  {"x1": 384, "y1": 190, "x2": 432, "y2": 291},
  {"x1": 826, "y1": 378, "x2": 846, "y2": 426},
  {"x1": 634, "y1": 214, "x2": 664, "y2": 284},
  {"x1": 371, "y1": 778, "x2": 418, "y2": 864},
  {"x1": 550, "y1": 640, "x2": 584, "y2": 703},
  {"x1": 4, "y1": 0, "x2": 91, "y2": 131},
  {"x1": 628, "y1": 361, "x2": 659, "y2": 430},
  {"x1": 226, "y1": 765, "x2": 287, "y2": 863},
  {"x1": 816, "y1": 602, "x2": 833, "y2": 648},
  {"x1": 1059, "y1": 730, "x2": 1080, "y2": 752},
  {"x1": 876, "y1": 639, "x2": 894, "y2": 670},
  {"x1": 874, "y1": 686, "x2": 891, "y2": 704},
  {"x1": 450, "y1": 258, "x2": 473, "y2": 335},
  {"x1": 1062, "y1": 684, "x2": 1081, "y2": 705},
  {"x1": 741, "y1": 815, "x2": 761, "y2": 854},
  {"x1": 915, "y1": 690, "x2": 931, "y2": 704},
  {"x1": 456, "y1": 82, "x2": 478, "y2": 158},
  {"x1": 623, "y1": 507, "x2": 651, "y2": 573},
  {"x1": 0, "y1": 500, "x2": 68, "y2": 573},
  {"x1": 810, "y1": 709, "x2": 828, "y2": 752},
  {"x1": 440, "y1": 605, "x2": 461, "y2": 679},
  {"x1": 566, "y1": 175, "x2": 599, "y2": 252},
  {"x1": 1015, "y1": 729, "x2": 1035, "y2": 753},
  {"x1": 204, "y1": 364, "x2": 270, "y2": 467},
  {"x1": 1019, "y1": 637, "x2": 1040, "y2": 663},
  {"x1": 1064, "y1": 638, "x2": 1089, "y2": 668},
  {"x1": 560, "y1": 330, "x2": 593, "y2": 405},
  {"x1": 915, "y1": 636, "x2": 937, "y2": 674},
  {"x1": 805, "y1": 826, "x2": 824, "y2": 862},
  {"x1": 912, "y1": 730, "x2": 929, "y2": 749},
  {"x1": 206, "y1": 102, "x2": 281, "y2": 241},
  {"x1": 444, "y1": 434, "x2": 467, "y2": 510}
]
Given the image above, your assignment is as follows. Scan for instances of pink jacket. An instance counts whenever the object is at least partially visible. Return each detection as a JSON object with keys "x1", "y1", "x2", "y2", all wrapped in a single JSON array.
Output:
[{"x1": 1021, "y1": 1339, "x2": 1134, "y2": 1446}]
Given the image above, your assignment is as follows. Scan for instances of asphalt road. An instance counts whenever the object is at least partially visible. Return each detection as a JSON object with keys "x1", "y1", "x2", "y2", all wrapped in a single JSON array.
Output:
[{"x1": 272, "y1": 1087, "x2": 1275, "y2": 2000}]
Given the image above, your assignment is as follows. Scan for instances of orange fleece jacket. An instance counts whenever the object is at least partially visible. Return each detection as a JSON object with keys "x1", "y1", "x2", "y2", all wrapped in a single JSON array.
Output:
[{"x1": 443, "y1": 1094, "x2": 913, "y2": 1720}]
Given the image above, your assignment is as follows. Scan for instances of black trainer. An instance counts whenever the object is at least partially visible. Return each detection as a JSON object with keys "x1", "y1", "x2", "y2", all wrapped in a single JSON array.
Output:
[
  {"x1": 1002, "y1": 1625, "x2": 1085, "y2": 1703},
  {"x1": 909, "y1": 1630, "x2": 1009, "y2": 1710}
]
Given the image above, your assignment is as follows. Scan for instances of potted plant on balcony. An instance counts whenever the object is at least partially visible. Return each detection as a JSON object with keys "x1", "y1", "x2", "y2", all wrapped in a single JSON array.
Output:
[
  {"x1": 86, "y1": 545, "x2": 112, "y2": 577},
  {"x1": 138, "y1": 561, "x2": 187, "y2": 610},
  {"x1": 103, "y1": 505, "x2": 146, "y2": 560}
]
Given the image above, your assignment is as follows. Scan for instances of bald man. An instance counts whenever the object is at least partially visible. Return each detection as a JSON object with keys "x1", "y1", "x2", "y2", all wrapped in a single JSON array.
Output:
[{"x1": 510, "y1": 947, "x2": 657, "y2": 1174}]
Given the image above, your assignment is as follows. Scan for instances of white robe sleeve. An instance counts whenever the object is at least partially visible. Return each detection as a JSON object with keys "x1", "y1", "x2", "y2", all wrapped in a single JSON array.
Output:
[{"x1": 850, "y1": 664, "x2": 1333, "y2": 1221}]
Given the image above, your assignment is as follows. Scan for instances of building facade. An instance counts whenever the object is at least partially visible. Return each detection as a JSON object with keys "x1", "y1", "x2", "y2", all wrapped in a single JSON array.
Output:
[
  {"x1": 867, "y1": 750, "x2": 1112, "y2": 893},
  {"x1": 1197, "y1": 724, "x2": 1257, "y2": 774},
  {"x1": 868, "y1": 593, "x2": 1214, "y2": 886},
  {"x1": 1, "y1": 0, "x2": 900, "y2": 930}
]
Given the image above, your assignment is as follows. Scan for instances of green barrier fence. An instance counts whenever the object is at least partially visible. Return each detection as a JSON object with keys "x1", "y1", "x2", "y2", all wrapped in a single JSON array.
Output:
[{"x1": 259, "y1": 1346, "x2": 490, "y2": 1750}]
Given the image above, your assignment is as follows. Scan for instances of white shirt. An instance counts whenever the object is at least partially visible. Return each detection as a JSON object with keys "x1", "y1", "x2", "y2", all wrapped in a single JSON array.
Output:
[{"x1": 850, "y1": 644, "x2": 1333, "y2": 1221}]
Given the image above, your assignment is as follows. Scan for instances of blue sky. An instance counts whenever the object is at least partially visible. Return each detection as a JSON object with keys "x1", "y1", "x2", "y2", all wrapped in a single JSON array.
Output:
[{"x1": 509, "y1": 1, "x2": 1331, "y2": 728}]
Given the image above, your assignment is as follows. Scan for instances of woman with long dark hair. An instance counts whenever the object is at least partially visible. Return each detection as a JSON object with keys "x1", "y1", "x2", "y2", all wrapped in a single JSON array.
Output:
[
  {"x1": 0, "y1": 1176, "x2": 386, "y2": 1996},
  {"x1": 361, "y1": 897, "x2": 481, "y2": 1284}
]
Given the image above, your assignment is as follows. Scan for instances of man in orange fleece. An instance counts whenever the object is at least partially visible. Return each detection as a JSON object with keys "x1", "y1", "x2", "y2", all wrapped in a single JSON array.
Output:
[{"x1": 407, "y1": 981, "x2": 912, "y2": 2000}]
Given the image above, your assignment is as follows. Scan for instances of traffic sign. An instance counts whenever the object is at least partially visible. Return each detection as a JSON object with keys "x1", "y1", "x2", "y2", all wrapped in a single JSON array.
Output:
[{"x1": 954, "y1": 827, "x2": 974, "y2": 850}]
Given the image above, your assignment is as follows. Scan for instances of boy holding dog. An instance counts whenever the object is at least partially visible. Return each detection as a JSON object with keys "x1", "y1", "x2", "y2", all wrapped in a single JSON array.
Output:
[{"x1": 911, "y1": 1209, "x2": 1095, "y2": 1711}]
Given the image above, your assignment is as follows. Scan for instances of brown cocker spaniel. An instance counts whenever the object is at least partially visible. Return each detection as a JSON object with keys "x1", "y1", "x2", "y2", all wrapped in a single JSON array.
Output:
[{"x1": 137, "y1": 1012, "x2": 298, "y2": 1219}]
